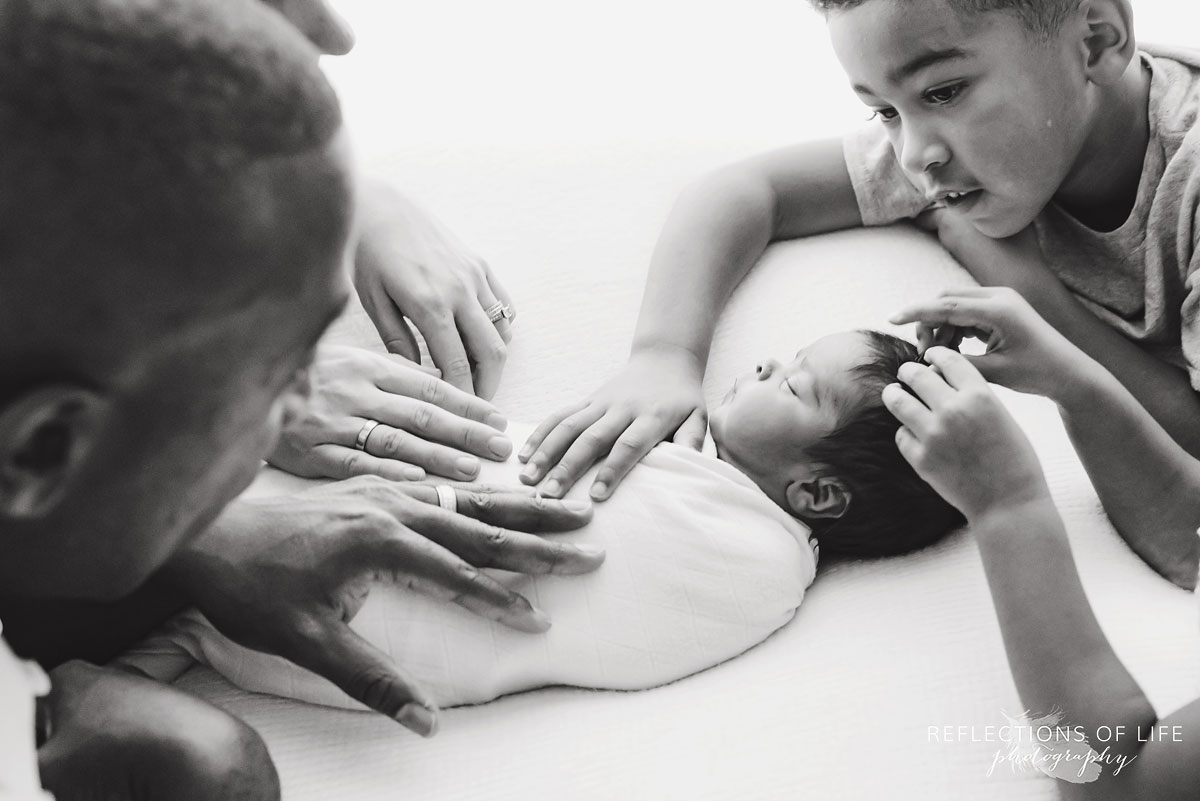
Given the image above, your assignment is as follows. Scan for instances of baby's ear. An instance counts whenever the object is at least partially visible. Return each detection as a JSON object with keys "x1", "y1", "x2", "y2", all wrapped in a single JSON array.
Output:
[
  {"x1": 787, "y1": 476, "x2": 851, "y2": 520},
  {"x1": 0, "y1": 385, "x2": 110, "y2": 520}
]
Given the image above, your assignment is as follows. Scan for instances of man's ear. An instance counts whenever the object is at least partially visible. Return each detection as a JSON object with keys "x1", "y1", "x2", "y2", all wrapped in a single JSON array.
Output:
[
  {"x1": 1078, "y1": 0, "x2": 1136, "y2": 85},
  {"x1": 0, "y1": 385, "x2": 110, "y2": 520},
  {"x1": 786, "y1": 476, "x2": 851, "y2": 520}
]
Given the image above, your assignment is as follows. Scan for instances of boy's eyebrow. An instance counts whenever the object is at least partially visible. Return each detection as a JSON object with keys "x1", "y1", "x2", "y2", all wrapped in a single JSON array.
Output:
[{"x1": 852, "y1": 47, "x2": 971, "y2": 94}]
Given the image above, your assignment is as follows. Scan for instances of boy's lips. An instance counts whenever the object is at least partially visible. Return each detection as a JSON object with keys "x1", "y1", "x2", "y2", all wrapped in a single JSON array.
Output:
[{"x1": 928, "y1": 187, "x2": 983, "y2": 213}]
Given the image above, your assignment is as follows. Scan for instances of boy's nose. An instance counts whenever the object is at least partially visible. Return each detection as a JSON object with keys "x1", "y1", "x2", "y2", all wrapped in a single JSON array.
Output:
[
  {"x1": 754, "y1": 359, "x2": 781, "y2": 380},
  {"x1": 900, "y1": 129, "x2": 951, "y2": 175}
]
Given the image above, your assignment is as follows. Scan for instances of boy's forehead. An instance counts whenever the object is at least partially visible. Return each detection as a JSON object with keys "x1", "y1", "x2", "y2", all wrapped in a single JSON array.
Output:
[{"x1": 827, "y1": 0, "x2": 1001, "y2": 92}]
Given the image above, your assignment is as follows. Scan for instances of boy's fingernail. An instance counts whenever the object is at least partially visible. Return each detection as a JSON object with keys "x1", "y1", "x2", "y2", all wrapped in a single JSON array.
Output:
[
  {"x1": 517, "y1": 444, "x2": 533, "y2": 462},
  {"x1": 456, "y1": 456, "x2": 479, "y2": 477},
  {"x1": 485, "y1": 412, "x2": 508, "y2": 431},
  {"x1": 563, "y1": 500, "x2": 592, "y2": 513},
  {"x1": 488, "y1": 435, "x2": 513, "y2": 458},
  {"x1": 396, "y1": 703, "x2": 438, "y2": 737},
  {"x1": 520, "y1": 460, "x2": 539, "y2": 481},
  {"x1": 542, "y1": 478, "x2": 562, "y2": 497},
  {"x1": 523, "y1": 605, "x2": 552, "y2": 632},
  {"x1": 590, "y1": 482, "x2": 609, "y2": 500},
  {"x1": 404, "y1": 466, "x2": 426, "y2": 481}
]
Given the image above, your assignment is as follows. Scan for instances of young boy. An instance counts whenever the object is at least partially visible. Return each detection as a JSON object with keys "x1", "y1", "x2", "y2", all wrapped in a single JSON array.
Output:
[
  {"x1": 518, "y1": 0, "x2": 1200, "y2": 586},
  {"x1": 883, "y1": 286, "x2": 1200, "y2": 798},
  {"x1": 121, "y1": 330, "x2": 961, "y2": 710}
]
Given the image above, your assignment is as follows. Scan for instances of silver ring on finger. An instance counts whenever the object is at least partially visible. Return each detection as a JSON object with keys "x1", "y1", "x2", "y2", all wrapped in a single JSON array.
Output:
[
  {"x1": 354, "y1": 419, "x2": 381, "y2": 451},
  {"x1": 483, "y1": 301, "x2": 515, "y2": 325},
  {"x1": 435, "y1": 484, "x2": 458, "y2": 514}
]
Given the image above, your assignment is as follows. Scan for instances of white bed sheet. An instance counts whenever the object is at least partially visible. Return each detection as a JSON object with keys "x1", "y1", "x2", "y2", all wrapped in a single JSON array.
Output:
[{"x1": 173, "y1": 221, "x2": 1200, "y2": 801}]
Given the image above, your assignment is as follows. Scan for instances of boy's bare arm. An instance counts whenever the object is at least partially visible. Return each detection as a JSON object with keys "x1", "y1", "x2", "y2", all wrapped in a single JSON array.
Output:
[
  {"x1": 521, "y1": 138, "x2": 862, "y2": 500},
  {"x1": 884, "y1": 350, "x2": 1200, "y2": 801}
]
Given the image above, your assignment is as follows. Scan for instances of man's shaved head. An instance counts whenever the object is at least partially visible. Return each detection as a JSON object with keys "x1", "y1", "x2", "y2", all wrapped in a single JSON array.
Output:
[{"x1": 0, "y1": 0, "x2": 355, "y2": 597}]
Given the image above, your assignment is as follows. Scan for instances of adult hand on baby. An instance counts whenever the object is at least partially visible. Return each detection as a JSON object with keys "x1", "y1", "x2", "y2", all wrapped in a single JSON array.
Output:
[
  {"x1": 881, "y1": 347, "x2": 1052, "y2": 523},
  {"x1": 888, "y1": 286, "x2": 1090, "y2": 399},
  {"x1": 520, "y1": 346, "x2": 707, "y2": 501},
  {"x1": 163, "y1": 477, "x2": 603, "y2": 736},
  {"x1": 267, "y1": 344, "x2": 512, "y2": 482},
  {"x1": 38, "y1": 661, "x2": 278, "y2": 801},
  {"x1": 353, "y1": 181, "x2": 515, "y2": 399}
]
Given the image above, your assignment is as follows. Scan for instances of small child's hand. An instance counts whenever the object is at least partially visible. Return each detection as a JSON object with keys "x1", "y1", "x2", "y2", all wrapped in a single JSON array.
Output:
[
  {"x1": 889, "y1": 286, "x2": 1089, "y2": 400},
  {"x1": 881, "y1": 347, "x2": 1052, "y2": 524}
]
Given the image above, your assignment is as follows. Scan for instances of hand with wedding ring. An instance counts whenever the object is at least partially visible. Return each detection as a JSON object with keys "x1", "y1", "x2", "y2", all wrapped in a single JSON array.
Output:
[
  {"x1": 353, "y1": 180, "x2": 516, "y2": 399},
  {"x1": 165, "y1": 476, "x2": 603, "y2": 736},
  {"x1": 267, "y1": 344, "x2": 514, "y2": 482}
]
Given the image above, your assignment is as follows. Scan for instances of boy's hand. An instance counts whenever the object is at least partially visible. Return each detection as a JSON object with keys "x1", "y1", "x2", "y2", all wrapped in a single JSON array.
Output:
[
  {"x1": 354, "y1": 182, "x2": 515, "y2": 400},
  {"x1": 38, "y1": 661, "x2": 279, "y2": 801},
  {"x1": 889, "y1": 286, "x2": 1091, "y2": 400},
  {"x1": 519, "y1": 347, "x2": 707, "y2": 501},
  {"x1": 164, "y1": 478, "x2": 602, "y2": 736},
  {"x1": 881, "y1": 347, "x2": 1052, "y2": 523},
  {"x1": 267, "y1": 344, "x2": 511, "y2": 483}
]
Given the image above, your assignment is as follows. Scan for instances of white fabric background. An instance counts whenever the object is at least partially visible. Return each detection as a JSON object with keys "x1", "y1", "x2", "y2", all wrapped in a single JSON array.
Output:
[{"x1": 173, "y1": 3, "x2": 1200, "y2": 799}]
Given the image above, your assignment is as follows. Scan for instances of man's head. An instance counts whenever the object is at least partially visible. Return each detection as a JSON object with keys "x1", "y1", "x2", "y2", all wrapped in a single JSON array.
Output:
[
  {"x1": 709, "y1": 331, "x2": 963, "y2": 558},
  {"x1": 813, "y1": 0, "x2": 1138, "y2": 237},
  {"x1": 0, "y1": 0, "x2": 354, "y2": 599}
]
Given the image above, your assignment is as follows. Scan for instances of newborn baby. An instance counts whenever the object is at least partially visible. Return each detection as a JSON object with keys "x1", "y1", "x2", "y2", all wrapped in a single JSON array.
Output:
[{"x1": 125, "y1": 331, "x2": 960, "y2": 709}]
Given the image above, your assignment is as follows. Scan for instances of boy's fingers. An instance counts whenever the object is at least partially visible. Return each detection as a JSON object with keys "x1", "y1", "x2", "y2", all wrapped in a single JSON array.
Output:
[
  {"x1": 881, "y1": 383, "x2": 935, "y2": 436},
  {"x1": 671, "y1": 407, "x2": 707, "y2": 451},
  {"x1": 520, "y1": 401, "x2": 586, "y2": 464},
  {"x1": 889, "y1": 296, "x2": 994, "y2": 329},
  {"x1": 537, "y1": 413, "x2": 631, "y2": 499},
  {"x1": 922, "y1": 347, "x2": 990, "y2": 390},
  {"x1": 286, "y1": 620, "x2": 439, "y2": 736},
  {"x1": 591, "y1": 415, "x2": 670, "y2": 500},
  {"x1": 897, "y1": 362, "x2": 956, "y2": 407},
  {"x1": 519, "y1": 406, "x2": 606, "y2": 487}
]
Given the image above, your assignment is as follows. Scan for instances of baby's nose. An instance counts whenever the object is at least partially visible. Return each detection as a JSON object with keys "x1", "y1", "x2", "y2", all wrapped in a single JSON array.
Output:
[{"x1": 754, "y1": 359, "x2": 781, "y2": 380}]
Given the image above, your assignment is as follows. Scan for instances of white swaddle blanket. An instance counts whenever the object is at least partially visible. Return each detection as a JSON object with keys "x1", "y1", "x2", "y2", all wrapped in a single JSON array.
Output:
[{"x1": 128, "y1": 423, "x2": 816, "y2": 709}]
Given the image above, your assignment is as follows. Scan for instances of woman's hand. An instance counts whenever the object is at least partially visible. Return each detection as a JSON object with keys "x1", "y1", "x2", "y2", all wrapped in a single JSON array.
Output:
[
  {"x1": 267, "y1": 344, "x2": 512, "y2": 482},
  {"x1": 353, "y1": 182, "x2": 515, "y2": 400},
  {"x1": 164, "y1": 477, "x2": 603, "y2": 736},
  {"x1": 888, "y1": 286, "x2": 1092, "y2": 400},
  {"x1": 519, "y1": 347, "x2": 707, "y2": 501},
  {"x1": 881, "y1": 347, "x2": 1052, "y2": 524}
]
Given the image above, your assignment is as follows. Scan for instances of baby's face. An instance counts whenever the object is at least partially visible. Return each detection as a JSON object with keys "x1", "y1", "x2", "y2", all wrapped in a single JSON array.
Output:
[{"x1": 709, "y1": 331, "x2": 873, "y2": 484}]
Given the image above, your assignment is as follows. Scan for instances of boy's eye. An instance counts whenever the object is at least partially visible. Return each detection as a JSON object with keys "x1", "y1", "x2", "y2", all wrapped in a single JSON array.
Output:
[
  {"x1": 922, "y1": 82, "x2": 967, "y2": 106},
  {"x1": 869, "y1": 107, "x2": 899, "y2": 123}
]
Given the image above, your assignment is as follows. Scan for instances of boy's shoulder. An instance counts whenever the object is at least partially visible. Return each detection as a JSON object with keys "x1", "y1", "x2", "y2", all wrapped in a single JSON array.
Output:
[{"x1": 1143, "y1": 44, "x2": 1200, "y2": 144}]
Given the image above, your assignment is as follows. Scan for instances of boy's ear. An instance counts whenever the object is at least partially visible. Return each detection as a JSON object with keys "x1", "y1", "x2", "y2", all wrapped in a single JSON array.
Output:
[
  {"x1": 0, "y1": 385, "x2": 110, "y2": 521},
  {"x1": 786, "y1": 476, "x2": 851, "y2": 520},
  {"x1": 1078, "y1": 0, "x2": 1136, "y2": 85}
]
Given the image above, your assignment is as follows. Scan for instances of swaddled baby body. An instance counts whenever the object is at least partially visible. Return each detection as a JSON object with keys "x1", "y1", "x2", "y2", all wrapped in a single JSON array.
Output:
[{"x1": 125, "y1": 331, "x2": 961, "y2": 709}]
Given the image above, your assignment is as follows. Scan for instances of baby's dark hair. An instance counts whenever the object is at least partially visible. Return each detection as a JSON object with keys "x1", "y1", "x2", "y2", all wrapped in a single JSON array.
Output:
[
  {"x1": 803, "y1": 331, "x2": 964, "y2": 558},
  {"x1": 807, "y1": 0, "x2": 1075, "y2": 38}
]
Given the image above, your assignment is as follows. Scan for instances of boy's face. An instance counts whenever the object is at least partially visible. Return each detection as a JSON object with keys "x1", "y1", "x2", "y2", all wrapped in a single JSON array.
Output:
[
  {"x1": 828, "y1": 0, "x2": 1089, "y2": 237},
  {"x1": 709, "y1": 331, "x2": 872, "y2": 485}
]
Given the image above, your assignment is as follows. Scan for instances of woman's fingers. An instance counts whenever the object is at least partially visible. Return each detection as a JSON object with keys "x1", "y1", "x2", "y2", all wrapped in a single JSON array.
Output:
[
  {"x1": 455, "y1": 299, "x2": 508, "y2": 401},
  {"x1": 591, "y1": 414, "x2": 674, "y2": 500},
  {"x1": 395, "y1": 483, "x2": 596, "y2": 534},
  {"x1": 313, "y1": 443, "x2": 427, "y2": 482},
  {"x1": 519, "y1": 405, "x2": 607, "y2": 489},
  {"x1": 360, "y1": 423, "x2": 486, "y2": 480},
  {"x1": 368, "y1": 394, "x2": 512, "y2": 464},
  {"x1": 418, "y1": 312, "x2": 477, "y2": 396},
  {"x1": 375, "y1": 359, "x2": 506, "y2": 429}
]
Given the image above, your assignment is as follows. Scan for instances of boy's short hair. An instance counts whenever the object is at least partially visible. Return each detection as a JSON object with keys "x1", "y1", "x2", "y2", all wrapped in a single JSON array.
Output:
[
  {"x1": 803, "y1": 331, "x2": 964, "y2": 558},
  {"x1": 807, "y1": 0, "x2": 1075, "y2": 38}
]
